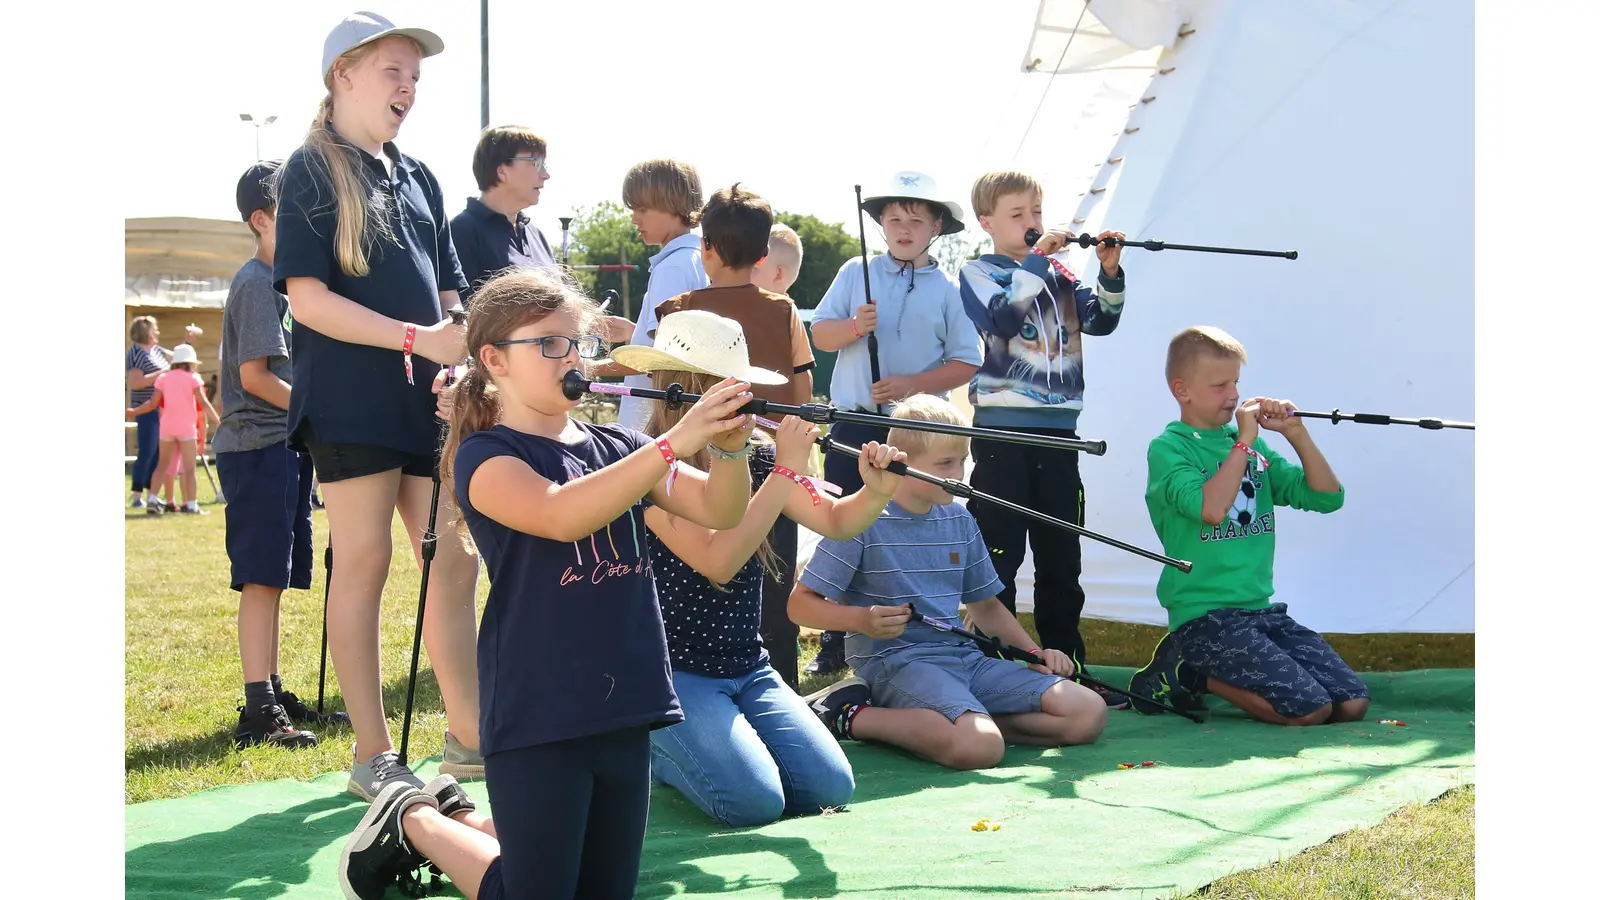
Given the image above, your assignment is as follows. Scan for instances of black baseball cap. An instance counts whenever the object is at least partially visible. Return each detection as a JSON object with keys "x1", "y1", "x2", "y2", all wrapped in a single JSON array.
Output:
[{"x1": 236, "y1": 160, "x2": 283, "y2": 221}]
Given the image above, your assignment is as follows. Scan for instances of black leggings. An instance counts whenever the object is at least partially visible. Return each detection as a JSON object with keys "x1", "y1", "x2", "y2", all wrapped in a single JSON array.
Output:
[
  {"x1": 476, "y1": 727, "x2": 653, "y2": 900},
  {"x1": 761, "y1": 512, "x2": 800, "y2": 687}
]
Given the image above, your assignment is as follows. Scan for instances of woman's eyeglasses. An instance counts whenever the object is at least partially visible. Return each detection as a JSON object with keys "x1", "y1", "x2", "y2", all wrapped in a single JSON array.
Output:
[
  {"x1": 509, "y1": 155, "x2": 549, "y2": 174},
  {"x1": 492, "y1": 335, "x2": 603, "y2": 359}
]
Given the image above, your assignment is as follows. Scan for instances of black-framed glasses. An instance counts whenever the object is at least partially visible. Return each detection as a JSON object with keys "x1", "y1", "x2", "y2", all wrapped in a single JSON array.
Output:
[
  {"x1": 492, "y1": 335, "x2": 603, "y2": 359},
  {"x1": 509, "y1": 155, "x2": 549, "y2": 174}
]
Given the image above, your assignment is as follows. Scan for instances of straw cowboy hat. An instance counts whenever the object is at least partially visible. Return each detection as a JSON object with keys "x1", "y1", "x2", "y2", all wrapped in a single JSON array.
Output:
[
  {"x1": 859, "y1": 171, "x2": 966, "y2": 235},
  {"x1": 601, "y1": 309, "x2": 788, "y2": 386}
]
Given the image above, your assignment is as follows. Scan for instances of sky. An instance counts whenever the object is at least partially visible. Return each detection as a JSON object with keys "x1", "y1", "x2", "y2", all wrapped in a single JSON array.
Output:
[{"x1": 123, "y1": 0, "x2": 1158, "y2": 251}]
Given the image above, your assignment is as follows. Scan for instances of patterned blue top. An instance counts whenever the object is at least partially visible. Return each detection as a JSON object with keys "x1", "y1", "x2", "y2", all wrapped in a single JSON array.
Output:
[{"x1": 649, "y1": 444, "x2": 777, "y2": 678}]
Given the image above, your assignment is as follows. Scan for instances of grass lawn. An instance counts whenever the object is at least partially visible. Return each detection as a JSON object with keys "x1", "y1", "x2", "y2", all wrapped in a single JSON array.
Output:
[{"x1": 125, "y1": 475, "x2": 1474, "y2": 898}]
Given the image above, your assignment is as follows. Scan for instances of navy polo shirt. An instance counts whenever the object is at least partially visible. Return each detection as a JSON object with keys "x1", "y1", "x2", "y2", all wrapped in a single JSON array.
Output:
[
  {"x1": 272, "y1": 138, "x2": 469, "y2": 457},
  {"x1": 453, "y1": 421, "x2": 682, "y2": 754},
  {"x1": 450, "y1": 197, "x2": 559, "y2": 303}
]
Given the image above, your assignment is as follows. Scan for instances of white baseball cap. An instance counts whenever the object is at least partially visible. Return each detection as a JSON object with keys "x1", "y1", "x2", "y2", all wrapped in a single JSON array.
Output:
[{"x1": 322, "y1": 11, "x2": 445, "y2": 77}]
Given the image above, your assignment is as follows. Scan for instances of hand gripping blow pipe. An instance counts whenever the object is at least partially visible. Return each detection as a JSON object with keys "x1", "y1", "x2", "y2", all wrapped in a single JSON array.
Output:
[
  {"x1": 561, "y1": 370, "x2": 1188, "y2": 572},
  {"x1": 561, "y1": 370, "x2": 1107, "y2": 455},
  {"x1": 1024, "y1": 228, "x2": 1297, "y2": 260}
]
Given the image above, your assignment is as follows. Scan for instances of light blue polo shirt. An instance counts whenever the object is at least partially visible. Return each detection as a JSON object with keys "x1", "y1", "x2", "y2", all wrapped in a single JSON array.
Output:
[
  {"x1": 812, "y1": 254, "x2": 982, "y2": 413},
  {"x1": 617, "y1": 231, "x2": 708, "y2": 431}
]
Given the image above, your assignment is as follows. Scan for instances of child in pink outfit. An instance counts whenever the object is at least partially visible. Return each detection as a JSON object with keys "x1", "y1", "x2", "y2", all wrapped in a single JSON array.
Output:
[{"x1": 128, "y1": 345, "x2": 219, "y2": 513}]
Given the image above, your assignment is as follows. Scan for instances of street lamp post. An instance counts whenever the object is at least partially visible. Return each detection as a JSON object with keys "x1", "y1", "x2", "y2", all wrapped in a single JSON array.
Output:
[{"x1": 239, "y1": 113, "x2": 278, "y2": 162}]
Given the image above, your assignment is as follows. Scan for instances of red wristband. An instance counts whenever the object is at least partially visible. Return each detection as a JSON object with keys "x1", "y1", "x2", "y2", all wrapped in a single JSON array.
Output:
[
  {"x1": 656, "y1": 438, "x2": 679, "y2": 495},
  {"x1": 402, "y1": 324, "x2": 418, "y2": 385},
  {"x1": 773, "y1": 464, "x2": 822, "y2": 506},
  {"x1": 1233, "y1": 441, "x2": 1270, "y2": 469},
  {"x1": 850, "y1": 317, "x2": 862, "y2": 338}
]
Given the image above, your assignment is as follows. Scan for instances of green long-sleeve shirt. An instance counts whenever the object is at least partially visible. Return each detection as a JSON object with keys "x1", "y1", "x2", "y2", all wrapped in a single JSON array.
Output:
[{"x1": 1144, "y1": 421, "x2": 1345, "y2": 630}]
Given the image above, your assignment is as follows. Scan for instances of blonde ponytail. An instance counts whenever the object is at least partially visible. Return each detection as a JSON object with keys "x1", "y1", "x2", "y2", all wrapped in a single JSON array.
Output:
[{"x1": 297, "y1": 46, "x2": 404, "y2": 278}]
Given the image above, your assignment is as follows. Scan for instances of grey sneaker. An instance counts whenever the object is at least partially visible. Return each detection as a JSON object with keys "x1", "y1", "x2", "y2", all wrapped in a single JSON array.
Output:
[
  {"x1": 348, "y1": 749, "x2": 424, "y2": 802},
  {"x1": 422, "y1": 774, "x2": 477, "y2": 819},
  {"x1": 438, "y1": 731, "x2": 484, "y2": 780}
]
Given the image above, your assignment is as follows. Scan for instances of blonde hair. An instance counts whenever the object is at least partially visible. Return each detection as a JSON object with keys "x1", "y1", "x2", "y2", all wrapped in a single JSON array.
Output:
[
  {"x1": 441, "y1": 268, "x2": 600, "y2": 530},
  {"x1": 279, "y1": 37, "x2": 424, "y2": 278},
  {"x1": 1165, "y1": 325, "x2": 1249, "y2": 384},
  {"x1": 129, "y1": 316, "x2": 157, "y2": 344},
  {"x1": 970, "y1": 171, "x2": 1044, "y2": 218},
  {"x1": 887, "y1": 394, "x2": 970, "y2": 460},
  {"x1": 766, "y1": 223, "x2": 803, "y2": 272},
  {"x1": 644, "y1": 368, "x2": 781, "y2": 589},
  {"x1": 622, "y1": 159, "x2": 704, "y2": 227}
]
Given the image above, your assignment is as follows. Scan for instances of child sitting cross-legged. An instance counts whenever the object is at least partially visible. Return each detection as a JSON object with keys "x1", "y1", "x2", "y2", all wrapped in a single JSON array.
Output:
[{"x1": 792, "y1": 394, "x2": 1107, "y2": 770}]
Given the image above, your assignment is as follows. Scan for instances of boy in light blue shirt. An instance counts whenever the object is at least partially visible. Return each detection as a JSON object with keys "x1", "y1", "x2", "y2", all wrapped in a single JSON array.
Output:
[
  {"x1": 612, "y1": 159, "x2": 710, "y2": 431},
  {"x1": 806, "y1": 172, "x2": 982, "y2": 674},
  {"x1": 791, "y1": 395, "x2": 1106, "y2": 770}
]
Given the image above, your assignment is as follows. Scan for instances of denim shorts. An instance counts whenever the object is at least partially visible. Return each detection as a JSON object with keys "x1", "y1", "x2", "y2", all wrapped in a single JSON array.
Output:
[{"x1": 855, "y1": 642, "x2": 1062, "y2": 724}]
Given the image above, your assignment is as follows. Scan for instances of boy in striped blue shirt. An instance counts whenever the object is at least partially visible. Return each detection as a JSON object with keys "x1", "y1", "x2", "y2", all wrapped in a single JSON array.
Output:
[{"x1": 791, "y1": 395, "x2": 1106, "y2": 770}]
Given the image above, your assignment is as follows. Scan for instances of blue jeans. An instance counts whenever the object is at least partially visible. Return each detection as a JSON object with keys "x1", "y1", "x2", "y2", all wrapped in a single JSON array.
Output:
[
  {"x1": 131, "y1": 409, "x2": 161, "y2": 492},
  {"x1": 650, "y1": 664, "x2": 855, "y2": 827}
]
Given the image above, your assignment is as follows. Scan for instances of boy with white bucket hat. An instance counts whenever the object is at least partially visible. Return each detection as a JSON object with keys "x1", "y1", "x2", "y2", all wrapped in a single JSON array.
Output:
[{"x1": 805, "y1": 171, "x2": 983, "y2": 675}]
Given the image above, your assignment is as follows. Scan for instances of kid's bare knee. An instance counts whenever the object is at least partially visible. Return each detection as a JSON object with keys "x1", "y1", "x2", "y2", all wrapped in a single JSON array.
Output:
[
  {"x1": 1285, "y1": 703, "x2": 1333, "y2": 726},
  {"x1": 937, "y1": 717, "x2": 1006, "y2": 769},
  {"x1": 1331, "y1": 697, "x2": 1369, "y2": 722}
]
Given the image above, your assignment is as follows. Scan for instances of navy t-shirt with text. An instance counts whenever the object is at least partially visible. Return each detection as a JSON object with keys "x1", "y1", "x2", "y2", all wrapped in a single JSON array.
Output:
[
  {"x1": 272, "y1": 137, "x2": 469, "y2": 457},
  {"x1": 453, "y1": 421, "x2": 682, "y2": 755}
]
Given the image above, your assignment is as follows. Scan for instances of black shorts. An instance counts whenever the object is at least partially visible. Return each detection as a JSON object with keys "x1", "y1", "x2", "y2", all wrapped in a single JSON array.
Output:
[
  {"x1": 216, "y1": 443, "x2": 315, "y2": 592},
  {"x1": 303, "y1": 428, "x2": 436, "y2": 483},
  {"x1": 1176, "y1": 602, "x2": 1369, "y2": 719}
]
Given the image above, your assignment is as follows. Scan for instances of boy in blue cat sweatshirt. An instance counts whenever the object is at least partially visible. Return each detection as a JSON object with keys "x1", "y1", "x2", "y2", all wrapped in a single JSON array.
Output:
[{"x1": 957, "y1": 170, "x2": 1129, "y2": 706}]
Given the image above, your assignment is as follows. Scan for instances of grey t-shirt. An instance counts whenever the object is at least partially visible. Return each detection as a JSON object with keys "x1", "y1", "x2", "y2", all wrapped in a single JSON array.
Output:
[{"x1": 213, "y1": 257, "x2": 292, "y2": 454}]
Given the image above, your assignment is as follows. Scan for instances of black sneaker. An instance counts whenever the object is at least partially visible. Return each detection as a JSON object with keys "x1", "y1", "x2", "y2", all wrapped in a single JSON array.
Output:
[
  {"x1": 234, "y1": 703, "x2": 319, "y2": 750},
  {"x1": 804, "y1": 676, "x2": 872, "y2": 740},
  {"x1": 338, "y1": 783, "x2": 438, "y2": 900},
  {"x1": 278, "y1": 689, "x2": 352, "y2": 728},
  {"x1": 804, "y1": 630, "x2": 847, "y2": 676},
  {"x1": 422, "y1": 774, "x2": 476, "y2": 819},
  {"x1": 1127, "y1": 632, "x2": 1209, "y2": 716}
]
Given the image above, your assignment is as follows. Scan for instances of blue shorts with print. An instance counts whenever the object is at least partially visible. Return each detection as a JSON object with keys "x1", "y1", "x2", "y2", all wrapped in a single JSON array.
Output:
[
  {"x1": 855, "y1": 642, "x2": 1061, "y2": 724},
  {"x1": 1175, "y1": 602, "x2": 1369, "y2": 719}
]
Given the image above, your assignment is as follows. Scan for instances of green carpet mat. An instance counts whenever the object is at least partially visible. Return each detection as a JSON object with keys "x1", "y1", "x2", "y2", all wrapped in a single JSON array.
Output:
[{"x1": 126, "y1": 667, "x2": 1473, "y2": 899}]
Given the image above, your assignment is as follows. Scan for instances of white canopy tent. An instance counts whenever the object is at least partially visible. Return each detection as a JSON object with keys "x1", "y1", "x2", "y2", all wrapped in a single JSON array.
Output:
[{"x1": 798, "y1": 0, "x2": 1474, "y2": 635}]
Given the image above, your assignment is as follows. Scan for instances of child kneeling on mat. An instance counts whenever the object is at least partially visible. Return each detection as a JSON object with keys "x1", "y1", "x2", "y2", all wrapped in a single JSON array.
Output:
[
  {"x1": 1131, "y1": 325, "x2": 1370, "y2": 726},
  {"x1": 792, "y1": 395, "x2": 1107, "y2": 770},
  {"x1": 612, "y1": 309, "x2": 906, "y2": 827}
]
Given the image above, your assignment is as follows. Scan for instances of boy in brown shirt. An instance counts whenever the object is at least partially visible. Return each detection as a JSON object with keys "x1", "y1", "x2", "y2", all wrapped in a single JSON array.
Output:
[
  {"x1": 654, "y1": 184, "x2": 815, "y2": 409},
  {"x1": 654, "y1": 184, "x2": 817, "y2": 688}
]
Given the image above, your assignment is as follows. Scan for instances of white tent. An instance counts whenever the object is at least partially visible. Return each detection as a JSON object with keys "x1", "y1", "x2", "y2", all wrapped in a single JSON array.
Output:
[{"x1": 799, "y1": 0, "x2": 1473, "y2": 635}]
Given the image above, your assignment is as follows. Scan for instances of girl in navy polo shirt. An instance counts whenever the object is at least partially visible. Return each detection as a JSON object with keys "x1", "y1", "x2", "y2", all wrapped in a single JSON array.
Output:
[
  {"x1": 619, "y1": 340, "x2": 908, "y2": 827},
  {"x1": 338, "y1": 268, "x2": 757, "y2": 900},
  {"x1": 270, "y1": 11, "x2": 485, "y2": 801}
]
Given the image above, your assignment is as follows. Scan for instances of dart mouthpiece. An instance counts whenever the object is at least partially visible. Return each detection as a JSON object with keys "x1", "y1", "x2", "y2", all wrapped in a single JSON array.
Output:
[
  {"x1": 1024, "y1": 228, "x2": 1042, "y2": 247},
  {"x1": 562, "y1": 369, "x2": 589, "y2": 401}
]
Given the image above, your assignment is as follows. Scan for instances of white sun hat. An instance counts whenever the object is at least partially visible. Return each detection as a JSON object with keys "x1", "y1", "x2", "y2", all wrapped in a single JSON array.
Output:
[
  {"x1": 601, "y1": 310, "x2": 788, "y2": 386},
  {"x1": 170, "y1": 344, "x2": 200, "y2": 366},
  {"x1": 860, "y1": 171, "x2": 966, "y2": 235}
]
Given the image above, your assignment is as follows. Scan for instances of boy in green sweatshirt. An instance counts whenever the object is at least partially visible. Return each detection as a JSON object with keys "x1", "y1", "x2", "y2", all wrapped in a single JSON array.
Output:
[{"x1": 1131, "y1": 326, "x2": 1370, "y2": 726}]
